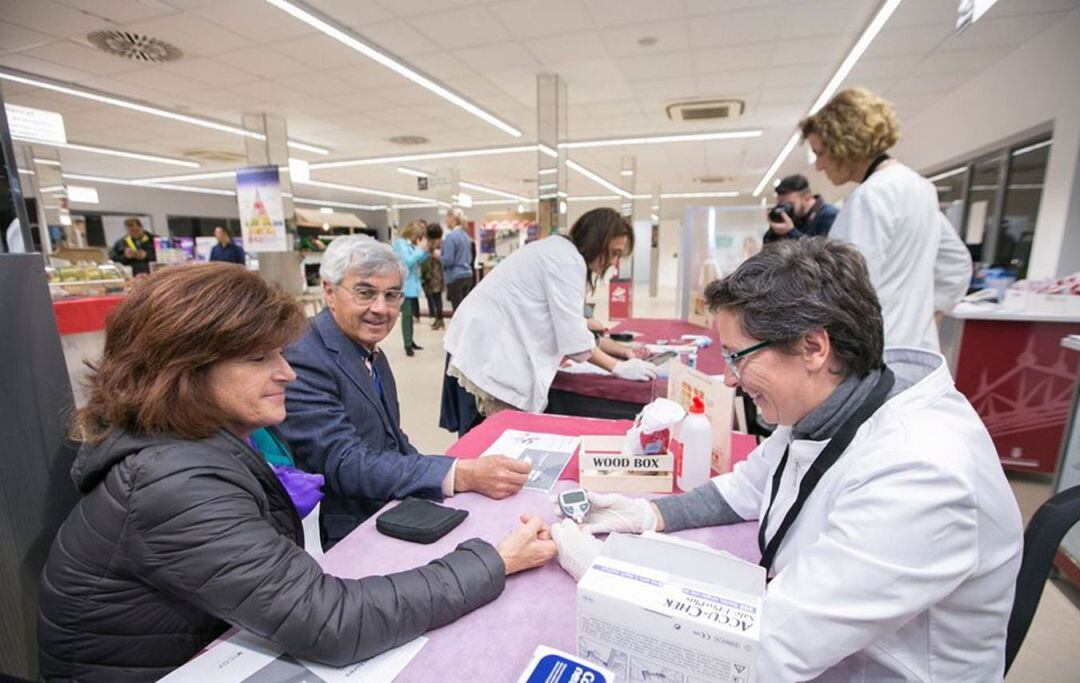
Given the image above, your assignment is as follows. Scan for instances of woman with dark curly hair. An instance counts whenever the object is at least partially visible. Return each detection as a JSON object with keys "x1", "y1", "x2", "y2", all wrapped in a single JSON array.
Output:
[
  {"x1": 37, "y1": 263, "x2": 554, "y2": 682},
  {"x1": 800, "y1": 87, "x2": 971, "y2": 351}
]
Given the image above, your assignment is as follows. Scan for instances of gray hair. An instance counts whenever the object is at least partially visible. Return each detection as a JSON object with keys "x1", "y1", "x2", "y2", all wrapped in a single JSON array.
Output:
[
  {"x1": 319, "y1": 235, "x2": 406, "y2": 286},
  {"x1": 705, "y1": 238, "x2": 884, "y2": 376},
  {"x1": 447, "y1": 207, "x2": 467, "y2": 223}
]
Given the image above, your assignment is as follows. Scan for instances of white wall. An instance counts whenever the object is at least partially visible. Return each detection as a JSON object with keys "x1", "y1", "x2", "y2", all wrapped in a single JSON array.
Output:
[
  {"x1": 895, "y1": 8, "x2": 1080, "y2": 278},
  {"x1": 70, "y1": 183, "x2": 239, "y2": 238}
]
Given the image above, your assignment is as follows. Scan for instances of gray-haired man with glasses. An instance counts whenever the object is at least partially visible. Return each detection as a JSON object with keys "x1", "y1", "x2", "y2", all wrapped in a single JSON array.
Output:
[{"x1": 280, "y1": 236, "x2": 531, "y2": 549}]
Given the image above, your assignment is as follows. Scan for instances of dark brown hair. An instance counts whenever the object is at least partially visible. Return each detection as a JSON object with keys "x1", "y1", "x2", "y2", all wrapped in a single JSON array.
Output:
[
  {"x1": 74, "y1": 263, "x2": 307, "y2": 443},
  {"x1": 705, "y1": 238, "x2": 884, "y2": 376},
  {"x1": 567, "y1": 207, "x2": 634, "y2": 288}
]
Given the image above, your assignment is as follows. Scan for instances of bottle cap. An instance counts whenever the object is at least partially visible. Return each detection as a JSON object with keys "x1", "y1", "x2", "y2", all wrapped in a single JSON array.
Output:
[{"x1": 689, "y1": 396, "x2": 705, "y2": 414}]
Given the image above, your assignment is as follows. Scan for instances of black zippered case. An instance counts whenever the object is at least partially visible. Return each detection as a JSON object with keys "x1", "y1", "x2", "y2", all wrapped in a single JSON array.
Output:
[{"x1": 375, "y1": 498, "x2": 468, "y2": 544}]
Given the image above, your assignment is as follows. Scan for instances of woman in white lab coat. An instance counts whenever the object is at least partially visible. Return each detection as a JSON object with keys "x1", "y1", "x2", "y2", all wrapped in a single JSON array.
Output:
[
  {"x1": 552, "y1": 238, "x2": 1023, "y2": 682},
  {"x1": 800, "y1": 88, "x2": 972, "y2": 351},
  {"x1": 441, "y1": 208, "x2": 657, "y2": 434}
]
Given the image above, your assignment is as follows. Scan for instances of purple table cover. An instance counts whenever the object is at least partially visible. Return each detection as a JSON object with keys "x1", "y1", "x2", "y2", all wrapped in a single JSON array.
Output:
[{"x1": 318, "y1": 481, "x2": 760, "y2": 682}]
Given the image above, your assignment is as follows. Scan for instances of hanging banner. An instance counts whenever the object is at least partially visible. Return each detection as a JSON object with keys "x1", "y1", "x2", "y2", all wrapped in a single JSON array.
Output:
[{"x1": 236, "y1": 166, "x2": 287, "y2": 252}]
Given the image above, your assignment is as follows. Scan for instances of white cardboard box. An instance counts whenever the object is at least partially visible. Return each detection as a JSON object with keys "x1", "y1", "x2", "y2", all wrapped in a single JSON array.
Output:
[{"x1": 577, "y1": 534, "x2": 764, "y2": 683}]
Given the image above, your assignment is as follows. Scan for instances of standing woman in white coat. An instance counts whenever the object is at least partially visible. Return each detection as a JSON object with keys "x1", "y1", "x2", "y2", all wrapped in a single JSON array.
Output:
[
  {"x1": 800, "y1": 88, "x2": 972, "y2": 351},
  {"x1": 552, "y1": 239, "x2": 1022, "y2": 682},
  {"x1": 441, "y1": 208, "x2": 657, "y2": 436}
]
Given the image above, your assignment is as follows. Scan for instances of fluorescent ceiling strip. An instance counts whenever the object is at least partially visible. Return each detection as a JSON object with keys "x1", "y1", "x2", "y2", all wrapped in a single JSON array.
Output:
[
  {"x1": 459, "y1": 180, "x2": 528, "y2": 202},
  {"x1": 38, "y1": 184, "x2": 64, "y2": 194},
  {"x1": 661, "y1": 191, "x2": 740, "y2": 199},
  {"x1": 469, "y1": 198, "x2": 537, "y2": 206},
  {"x1": 294, "y1": 197, "x2": 386, "y2": 211},
  {"x1": 538, "y1": 144, "x2": 557, "y2": 158},
  {"x1": 297, "y1": 178, "x2": 433, "y2": 204},
  {"x1": 312, "y1": 144, "x2": 535, "y2": 170},
  {"x1": 752, "y1": 0, "x2": 904, "y2": 196},
  {"x1": 63, "y1": 172, "x2": 236, "y2": 196},
  {"x1": 18, "y1": 168, "x2": 34, "y2": 175},
  {"x1": 286, "y1": 140, "x2": 330, "y2": 156},
  {"x1": 566, "y1": 159, "x2": 632, "y2": 200},
  {"x1": 397, "y1": 166, "x2": 429, "y2": 178},
  {"x1": 18, "y1": 138, "x2": 200, "y2": 168},
  {"x1": 561, "y1": 129, "x2": 762, "y2": 149},
  {"x1": 0, "y1": 69, "x2": 329, "y2": 155},
  {"x1": 538, "y1": 167, "x2": 558, "y2": 175},
  {"x1": 567, "y1": 195, "x2": 621, "y2": 202},
  {"x1": 927, "y1": 167, "x2": 967, "y2": 182},
  {"x1": 32, "y1": 158, "x2": 62, "y2": 166},
  {"x1": 1012, "y1": 139, "x2": 1052, "y2": 157},
  {"x1": 137, "y1": 170, "x2": 236, "y2": 184},
  {"x1": 263, "y1": 0, "x2": 521, "y2": 138}
]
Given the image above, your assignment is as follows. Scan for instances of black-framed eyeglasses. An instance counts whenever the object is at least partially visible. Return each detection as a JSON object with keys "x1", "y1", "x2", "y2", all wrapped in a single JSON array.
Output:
[
  {"x1": 342, "y1": 285, "x2": 405, "y2": 307},
  {"x1": 721, "y1": 340, "x2": 771, "y2": 382}
]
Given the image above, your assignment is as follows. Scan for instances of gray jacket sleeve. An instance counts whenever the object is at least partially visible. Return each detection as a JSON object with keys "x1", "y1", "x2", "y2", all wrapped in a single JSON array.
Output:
[
  {"x1": 125, "y1": 455, "x2": 504, "y2": 667},
  {"x1": 654, "y1": 481, "x2": 747, "y2": 532}
]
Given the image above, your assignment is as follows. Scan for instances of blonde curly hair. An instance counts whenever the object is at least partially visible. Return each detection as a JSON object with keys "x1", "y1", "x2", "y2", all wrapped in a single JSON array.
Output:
[{"x1": 799, "y1": 88, "x2": 900, "y2": 163}]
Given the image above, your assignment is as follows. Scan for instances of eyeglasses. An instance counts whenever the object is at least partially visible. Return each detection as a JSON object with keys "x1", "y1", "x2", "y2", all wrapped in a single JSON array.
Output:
[
  {"x1": 342, "y1": 285, "x2": 405, "y2": 307},
  {"x1": 721, "y1": 340, "x2": 771, "y2": 382}
]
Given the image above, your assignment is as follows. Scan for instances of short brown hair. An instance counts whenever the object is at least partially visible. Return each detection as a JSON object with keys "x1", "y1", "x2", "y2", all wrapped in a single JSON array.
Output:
[
  {"x1": 400, "y1": 222, "x2": 424, "y2": 241},
  {"x1": 705, "y1": 238, "x2": 884, "y2": 377},
  {"x1": 74, "y1": 264, "x2": 307, "y2": 443},
  {"x1": 799, "y1": 88, "x2": 900, "y2": 163},
  {"x1": 568, "y1": 207, "x2": 634, "y2": 289}
]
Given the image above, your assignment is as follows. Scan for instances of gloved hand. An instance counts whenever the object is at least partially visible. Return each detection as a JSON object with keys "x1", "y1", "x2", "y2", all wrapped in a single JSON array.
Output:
[
  {"x1": 612, "y1": 358, "x2": 659, "y2": 382},
  {"x1": 551, "y1": 519, "x2": 604, "y2": 582},
  {"x1": 578, "y1": 491, "x2": 658, "y2": 535}
]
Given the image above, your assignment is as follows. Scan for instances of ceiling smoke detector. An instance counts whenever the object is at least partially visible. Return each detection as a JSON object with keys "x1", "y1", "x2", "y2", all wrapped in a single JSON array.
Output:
[
  {"x1": 387, "y1": 135, "x2": 430, "y2": 146},
  {"x1": 86, "y1": 30, "x2": 182, "y2": 63},
  {"x1": 666, "y1": 99, "x2": 745, "y2": 122},
  {"x1": 182, "y1": 149, "x2": 247, "y2": 164},
  {"x1": 694, "y1": 175, "x2": 734, "y2": 184}
]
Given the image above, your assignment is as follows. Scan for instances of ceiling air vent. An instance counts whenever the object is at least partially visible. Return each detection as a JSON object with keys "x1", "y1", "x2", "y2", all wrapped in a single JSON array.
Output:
[
  {"x1": 693, "y1": 175, "x2": 734, "y2": 184},
  {"x1": 666, "y1": 99, "x2": 745, "y2": 122},
  {"x1": 388, "y1": 135, "x2": 430, "y2": 146},
  {"x1": 87, "y1": 30, "x2": 182, "y2": 64}
]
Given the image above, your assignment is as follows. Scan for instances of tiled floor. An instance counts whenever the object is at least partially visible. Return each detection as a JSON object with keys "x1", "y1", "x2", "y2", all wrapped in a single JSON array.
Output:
[{"x1": 384, "y1": 282, "x2": 1080, "y2": 682}]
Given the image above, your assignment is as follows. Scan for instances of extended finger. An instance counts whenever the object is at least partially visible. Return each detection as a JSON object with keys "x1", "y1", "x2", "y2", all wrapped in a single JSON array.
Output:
[{"x1": 501, "y1": 458, "x2": 533, "y2": 473}]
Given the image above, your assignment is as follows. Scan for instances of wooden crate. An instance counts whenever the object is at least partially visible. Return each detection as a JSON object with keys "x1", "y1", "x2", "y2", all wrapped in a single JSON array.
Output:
[{"x1": 578, "y1": 435, "x2": 673, "y2": 493}]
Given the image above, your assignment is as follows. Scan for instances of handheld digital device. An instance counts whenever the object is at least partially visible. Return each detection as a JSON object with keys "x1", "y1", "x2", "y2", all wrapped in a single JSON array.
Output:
[
  {"x1": 647, "y1": 350, "x2": 677, "y2": 366},
  {"x1": 558, "y1": 488, "x2": 591, "y2": 524},
  {"x1": 609, "y1": 332, "x2": 634, "y2": 342}
]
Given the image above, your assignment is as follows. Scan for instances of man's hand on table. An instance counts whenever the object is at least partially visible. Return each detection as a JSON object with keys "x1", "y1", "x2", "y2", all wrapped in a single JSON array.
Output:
[
  {"x1": 497, "y1": 514, "x2": 557, "y2": 575},
  {"x1": 454, "y1": 456, "x2": 531, "y2": 499}
]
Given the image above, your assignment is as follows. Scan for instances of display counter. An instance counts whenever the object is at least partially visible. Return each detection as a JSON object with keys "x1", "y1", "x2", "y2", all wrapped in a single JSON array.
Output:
[
  {"x1": 940, "y1": 303, "x2": 1080, "y2": 473},
  {"x1": 1052, "y1": 335, "x2": 1080, "y2": 588},
  {"x1": 52, "y1": 295, "x2": 126, "y2": 407}
]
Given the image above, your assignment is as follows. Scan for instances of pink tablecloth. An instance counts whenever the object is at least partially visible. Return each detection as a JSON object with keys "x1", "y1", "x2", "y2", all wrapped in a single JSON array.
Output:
[
  {"x1": 321, "y1": 411, "x2": 761, "y2": 681},
  {"x1": 549, "y1": 317, "x2": 725, "y2": 404}
]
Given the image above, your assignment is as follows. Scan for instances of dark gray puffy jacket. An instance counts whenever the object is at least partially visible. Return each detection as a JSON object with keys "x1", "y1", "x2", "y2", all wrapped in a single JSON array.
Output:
[{"x1": 38, "y1": 429, "x2": 504, "y2": 682}]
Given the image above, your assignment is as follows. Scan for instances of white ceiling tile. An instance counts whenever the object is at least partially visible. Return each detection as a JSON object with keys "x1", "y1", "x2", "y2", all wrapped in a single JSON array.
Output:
[
  {"x1": 683, "y1": 0, "x2": 784, "y2": 17},
  {"x1": 331, "y1": 62, "x2": 410, "y2": 89},
  {"x1": 156, "y1": 57, "x2": 257, "y2": 87},
  {"x1": 454, "y1": 41, "x2": 539, "y2": 72},
  {"x1": 770, "y1": 36, "x2": 848, "y2": 67},
  {"x1": 526, "y1": 30, "x2": 610, "y2": 64},
  {"x1": 862, "y1": 24, "x2": 952, "y2": 60},
  {"x1": 225, "y1": 79, "x2": 298, "y2": 103},
  {"x1": 758, "y1": 85, "x2": 818, "y2": 106},
  {"x1": 408, "y1": 6, "x2": 512, "y2": 49},
  {"x1": 55, "y1": 0, "x2": 179, "y2": 24},
  {"x1": 763, "y1": 63, "x2": 829, "y2": 89},
  {"x1": 444, "y1": 74, "x2": 506, "y2": 98},
  {"x1": 843, "y1": 55, "x2": 920, "y2": 83},
  {"x1": 618, "y1": 51, "x2": 694, "y2": 81},
  {"x1": 695, "y1": 69, "x2": 764, "y2": 95},
  {"x1": 0, "y1": 52, "x2": 96, "y2": 84},
  {"x1": 486, "y1": 0, "x2": 594, "y2": 40},
  {"x1": 886, "y1": 0, "x2": 970, "y2": 29},
  {"x1": 601, "y1": 20, "x2": 690, "y2": 58},
  {"x1": 196, "y1": 0, "x2": 317, "y2": 43},
  {"x1": 911, "y1": 47, "x2": 1012, "y2": 76},
  {"x1": 481, "y1": 68, "x2": 537, "y2": 106},
  {"x1": 0, "y1": 0, "x2": 112, "y2": 39},
  {"x1": 112, "y1": 67, "x2": 208, "y2": 96},
  {"x1": 406, "y1": 51, "x2": 475, "y2": 80},
  {"x1": 276, "y1": 70, "x2": 355, "y2": 98},
  {"x1": 941, "y1": 11, "x2": 1065, "y2": 52},
  {"x1": 24, "y1": 40, "x2": 140, "y2": 76},
  {"x1": 694, "y1": 42, "x2": 773, "y2": 74},
  {"x1": 374, "y1": 0, "x2": 479, "y2": 18},
  {"x1": 124, "y1": 13, "x2": 255, "y2": 57},
  {"x1": 274, "y1": 34, "x2": 365, "y2": 68},
  {"x1": 0, "y1": 21, "x2": 54, "y2": 54},
  {"x1": 304, "y1": 0, "x2": 395, "y2": 26},
  {"x1": 890, "y1": 72, "x2": 975, "y2": 96},
  {"x1": 584, "y1": 0, "x2": 688, "y2": 27},
  {"x1": 215, "y1": 47, "x2": 311, "y2": 79},
  {"x1": 353, "y1": 20, "x2": 440, "y2": 56}
]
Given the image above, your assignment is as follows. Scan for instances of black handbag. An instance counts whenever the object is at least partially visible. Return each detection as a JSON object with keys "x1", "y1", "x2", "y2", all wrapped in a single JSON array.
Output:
[{"x1": 375, "y1": 498, "x2": 468, "y2": 544}]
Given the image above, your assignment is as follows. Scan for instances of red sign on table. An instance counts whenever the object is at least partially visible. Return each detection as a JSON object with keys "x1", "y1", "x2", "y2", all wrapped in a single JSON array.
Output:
[{"x1": 608, "y1": 278, "x2": 632, "y2": 320}]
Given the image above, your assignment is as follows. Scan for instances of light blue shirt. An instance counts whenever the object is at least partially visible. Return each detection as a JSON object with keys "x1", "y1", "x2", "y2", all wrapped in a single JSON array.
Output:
[
  {"x1": 441, "y1": 228, "x2": 473, "y2": 284},
  {"x1": 392, "y1": 238, "x2": 428, "y2": 298}
]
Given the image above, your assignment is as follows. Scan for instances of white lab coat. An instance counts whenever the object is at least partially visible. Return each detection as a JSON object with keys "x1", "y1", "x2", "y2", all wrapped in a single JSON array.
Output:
[
  {"x1": 714, "y1": 347, "x2": 1022, "y2": 682},
  {"x1": 830, "y1": 163, "x2": 972, "y2": 351},
  {"x1": 444, "y1": 236, "x2": 596, "y2": 412}
]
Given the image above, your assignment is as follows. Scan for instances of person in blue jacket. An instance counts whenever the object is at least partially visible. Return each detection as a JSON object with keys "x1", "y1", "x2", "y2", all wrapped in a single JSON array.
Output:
[
  {"x1": 392, "y1": 222, "x2": 428, "y2": 356},
  {"x1": 208, "y1": 226, "x2": 245, "y2": 265},
  {"x1": 763, "y1": 174, "x2": 838, "y2": 244}
]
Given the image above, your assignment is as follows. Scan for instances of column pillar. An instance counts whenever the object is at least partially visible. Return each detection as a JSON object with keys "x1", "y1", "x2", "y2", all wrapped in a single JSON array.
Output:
[
  {"x1": 537, "y1": 73, "x2": 567, "y2": 235},
  {"x1": 25, "y1": 147, "x2": 69, "y2": 256},
  {"x1": 649, "y1": 185, "x2": 661, "y2": 298},
  {"x1": 242, "y1": 113, "x2": 294, "y2": 219}
]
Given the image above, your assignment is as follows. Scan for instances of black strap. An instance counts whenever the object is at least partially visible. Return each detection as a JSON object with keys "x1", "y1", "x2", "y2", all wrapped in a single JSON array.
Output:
[
  {"x1": 757, "y1": 368, "x2": 895, "y2": 575},
  {"x1": 862, "y1": 153, "x2": 891, "y2": 182}
]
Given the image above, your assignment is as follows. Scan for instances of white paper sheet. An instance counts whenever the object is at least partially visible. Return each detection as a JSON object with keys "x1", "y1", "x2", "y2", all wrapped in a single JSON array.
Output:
[
  {"x1": 481, "y1": 429, "x2": 580, "y2": 492},
  {"x1": 158, "y1": 631, "x2": 426, "y2": 683}
]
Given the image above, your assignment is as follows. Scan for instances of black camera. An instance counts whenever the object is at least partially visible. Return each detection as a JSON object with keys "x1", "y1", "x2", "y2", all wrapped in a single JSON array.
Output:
[{"x1": 768, "y1": 202, "x2": 795, "y2": 223}]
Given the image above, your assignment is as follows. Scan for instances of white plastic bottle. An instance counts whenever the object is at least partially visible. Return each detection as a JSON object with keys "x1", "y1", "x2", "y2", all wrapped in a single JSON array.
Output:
[{"x1": 677, "y1": 396, "x2": 713, "y2": 491}]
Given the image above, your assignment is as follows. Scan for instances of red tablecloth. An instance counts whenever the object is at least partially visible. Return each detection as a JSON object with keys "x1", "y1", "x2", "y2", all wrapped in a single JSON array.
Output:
[
  {"x1": 52, "y1": 295, "x2": 125, "y2": 335},
  {"x1": 548, "y1": 317, "x2": 724, "y2": 404},
  {"x1": 447, "y1": 410, "x2": 757, "y2": 484}
]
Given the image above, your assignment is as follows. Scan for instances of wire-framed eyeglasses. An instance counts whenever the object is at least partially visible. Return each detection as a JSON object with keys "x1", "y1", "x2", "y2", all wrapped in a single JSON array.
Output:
[
  {"x1": 342, "y1": 285, "x2": 405, "y2": 307},
  {"x1": 721, "y1": 340, "x2": 771, "y2": 382}
]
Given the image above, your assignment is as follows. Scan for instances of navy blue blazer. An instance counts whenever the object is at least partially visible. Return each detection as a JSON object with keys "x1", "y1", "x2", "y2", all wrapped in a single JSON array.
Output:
[{"x1": 279, "y1": 309, "x2": 453, "y2": 547}]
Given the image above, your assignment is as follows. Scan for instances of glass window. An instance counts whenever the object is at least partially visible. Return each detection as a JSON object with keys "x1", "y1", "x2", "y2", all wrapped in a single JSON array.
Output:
[
  {"x1": 931, "y1": 166, "x2": 968, "y2": 233},
  {"x1": 997, "y1": 140, "x2": 1050, "y2": 278},
  {"x1": 965, "y1": 154, "x2": 1006, "y2": 264}
]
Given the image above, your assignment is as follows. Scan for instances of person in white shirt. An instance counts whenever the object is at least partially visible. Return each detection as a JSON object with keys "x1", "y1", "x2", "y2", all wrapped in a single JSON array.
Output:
[
  {"x1": 800, "y1": 88, "x2": 971, "y2": 351},
  {"x1": 442, "y1": 208, "x2": 657, "y2": 433},
  {"x1": 551, "y1": 238, "x2": 1022, "y2": 682}
]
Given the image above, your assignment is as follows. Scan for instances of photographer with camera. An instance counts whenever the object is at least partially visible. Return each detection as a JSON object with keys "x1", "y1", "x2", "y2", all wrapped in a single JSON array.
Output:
[{"x1": 763, "y1": 173, "x2": 838, "y2": 244}]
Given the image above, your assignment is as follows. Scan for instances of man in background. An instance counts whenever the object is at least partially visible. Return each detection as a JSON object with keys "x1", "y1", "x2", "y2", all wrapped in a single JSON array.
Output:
[
  {"x1": 441, "y1": 208, "x2": 475, "y2": 310},
  {"x1": 763, "y1": 174, "x2": 838, "y2": 244},
  {"x1": 111, "y1": 217, "x2": 155, "y2": 275},
  {"x1": 209, "y1": 226, "x2": 245, "y2": 265}
]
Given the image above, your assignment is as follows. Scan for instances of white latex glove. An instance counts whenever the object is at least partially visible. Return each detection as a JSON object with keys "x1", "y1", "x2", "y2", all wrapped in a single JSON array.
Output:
[
  {"x1": 612, "y1": 358, "x2": 659, "y2": 382},
  {"x1": 580, "y1": 492, "x2": 657, "y2": 535},
  {"x1": 551, "y1": 519, "x2": 604, "y2": 582}
]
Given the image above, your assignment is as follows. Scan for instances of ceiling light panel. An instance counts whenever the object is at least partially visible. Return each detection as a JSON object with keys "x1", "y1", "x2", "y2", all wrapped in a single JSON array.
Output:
[
  {"x1": 263, "y1": 0, "x2": 522, "y2": 138},
  {"x1": 17, "y1": 138, "x2": 200, "y2": 168},
  {"x1": 561, "y1": 130, "x2": 762, "y2": 149},
  {"x1": 312, "y1": 144, "x2": 536, "y2": 170}
]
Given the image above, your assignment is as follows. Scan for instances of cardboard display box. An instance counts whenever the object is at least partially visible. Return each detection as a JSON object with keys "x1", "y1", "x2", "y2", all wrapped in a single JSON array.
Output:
[
  {"x1": 577, "y1": 534, "x2": 764, "y2": 683},
  {"x1": 579, "y1": 435, "x2": 673, "y2": 493}
]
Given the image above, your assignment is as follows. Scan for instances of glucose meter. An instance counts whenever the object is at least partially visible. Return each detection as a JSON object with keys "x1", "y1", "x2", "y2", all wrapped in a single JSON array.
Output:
[{"x1": 558, "y1": 488, "x2": 591, "y2": 524}]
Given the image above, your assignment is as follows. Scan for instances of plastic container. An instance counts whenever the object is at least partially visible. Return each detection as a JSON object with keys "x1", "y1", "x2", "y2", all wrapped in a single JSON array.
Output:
[{"x1": 676, "y1": 396, "x2": 712, "y2": 491}]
